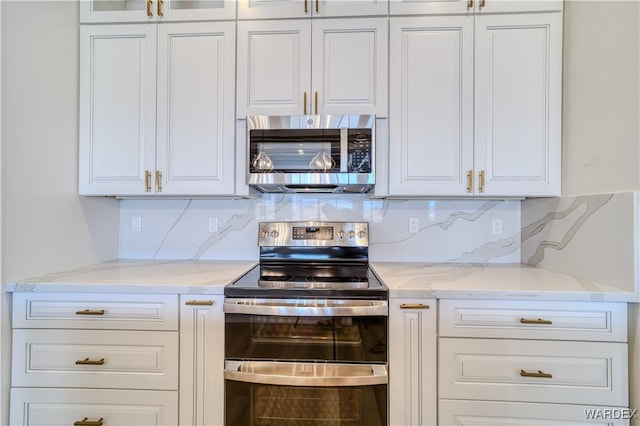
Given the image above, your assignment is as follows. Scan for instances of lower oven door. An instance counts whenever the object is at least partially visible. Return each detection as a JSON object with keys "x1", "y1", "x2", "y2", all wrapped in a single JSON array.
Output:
[{"x1": 224, "y1": 360, "x2": 388, "y2": 426}]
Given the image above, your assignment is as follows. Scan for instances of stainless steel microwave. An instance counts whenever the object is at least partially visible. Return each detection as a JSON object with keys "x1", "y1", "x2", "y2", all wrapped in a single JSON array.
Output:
[{"x1": 246, "y1": 115, "x2": 375, "y2": 193}]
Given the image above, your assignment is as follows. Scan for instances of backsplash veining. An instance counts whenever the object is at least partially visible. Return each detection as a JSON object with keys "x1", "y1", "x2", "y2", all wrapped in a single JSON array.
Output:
[{"x1": 119, "y1": 195, "x2": 521, "y2": 263}]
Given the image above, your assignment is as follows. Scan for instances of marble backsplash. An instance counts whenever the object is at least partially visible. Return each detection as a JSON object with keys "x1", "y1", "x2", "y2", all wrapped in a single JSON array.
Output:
[
  {"x1": 521, "y1": 192, "x2": 639, "y2": 294},
  {"x1": 119, "y1": 195, "x2": 521, "y2": 263}
]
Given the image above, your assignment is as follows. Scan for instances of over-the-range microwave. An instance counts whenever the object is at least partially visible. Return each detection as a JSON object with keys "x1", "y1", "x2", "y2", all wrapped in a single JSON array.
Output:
[{"x1": 246, "y1": 115, "x2": 375, "y2": 194}]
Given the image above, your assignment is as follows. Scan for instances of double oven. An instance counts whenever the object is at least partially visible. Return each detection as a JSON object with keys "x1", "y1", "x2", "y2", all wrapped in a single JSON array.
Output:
[{"x1": 224, "y1": 221, "x2": 388, "y2": 425}]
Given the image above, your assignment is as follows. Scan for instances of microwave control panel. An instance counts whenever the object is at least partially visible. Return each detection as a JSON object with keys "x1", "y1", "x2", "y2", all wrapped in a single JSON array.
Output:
[{"x1": 347, "y1": 129, "x2": 372, "y2": 173}]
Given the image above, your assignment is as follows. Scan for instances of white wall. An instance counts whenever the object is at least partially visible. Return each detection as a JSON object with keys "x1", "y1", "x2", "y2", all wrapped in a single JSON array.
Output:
[
  {"x1": 1, "y1": 2, "x2": 119, "y2": 424},
  {"x1": 562, "y1": 0, "x2": 640, "y2": 195}
]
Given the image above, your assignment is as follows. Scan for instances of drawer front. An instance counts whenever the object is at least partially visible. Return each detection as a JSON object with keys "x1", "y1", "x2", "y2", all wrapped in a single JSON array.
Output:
[
  {"x1": 12, "y1": 330, "x2": 178, "y2": 390},
  {"x1": 439, "y1": 338, "x2": 628, "y2": 406},
  {"x1": 10, "y1": 388, "x2": 178, "y2": 426},
  {"x1": 12, "y1": 293, "x2": 179, "y2": 330},
  {"x1": 439, "y1": 400, "x2": 631, "y2": 426},
  {"x1": 439, "y1": 300, "x2": 627, "y2": 342}
]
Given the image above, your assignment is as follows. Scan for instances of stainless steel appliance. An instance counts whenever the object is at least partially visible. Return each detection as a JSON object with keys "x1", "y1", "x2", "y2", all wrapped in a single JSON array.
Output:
[
  {"x1": 246, "y1": 115, "x2": 375, "y2": 193},
  {"x1": 224, "y1": 221, "x2": 388, "y2": 426}
]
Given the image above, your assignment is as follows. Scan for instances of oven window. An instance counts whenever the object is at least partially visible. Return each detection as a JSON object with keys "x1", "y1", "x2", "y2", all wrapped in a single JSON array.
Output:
[
  {"x1": 226, "y1": 381, "x2": 387, "y2": 426},
  {"x1": 225, "y1": 314, "x2": 387, "y2": 363}
]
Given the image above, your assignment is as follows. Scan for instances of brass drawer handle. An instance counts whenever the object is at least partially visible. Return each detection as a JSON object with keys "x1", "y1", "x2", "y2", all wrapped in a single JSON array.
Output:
[
  {"x1": 156, "y1": 170, "x2": 162, "y2": 192},
  {"x1": 466, "y1": 170, "x2": 473, "y2": 193},
  {"x1": 74, "y1": 418, "x2": 103, "y2": 426},
  {"x1": 478, "y1": 169, "x2": 485, "y2": 193},
  {"x1": 157, "y1": 0, "x2": 164, "y2": 16},
  {"x1": 467, "y1": 0, "x2": 473, "y2": 8},
  {"x1": 145, "y1": 170, "x2": 152, "y2": 192},
  {"x1": 520, "y1": 318, "x2": 552, "y2": 325},
  {"x1": 146, "y1": 0, "x2": 153, "y2": 16},
  {"x1": 520, "y1": 369, "x2": 552, "y2": 379},
  {"x1": 185, "y1": 300, "x2": 214, "y2": 306},
  {"x1": 400, "y1": 303, "x2": 430, "y2": 309},
  {"x1": 75, "y1": 309, "x2": 105, "y2": 316},
  {"x1": 75, "y1": 358, "x2": 105, "y2": 366}
]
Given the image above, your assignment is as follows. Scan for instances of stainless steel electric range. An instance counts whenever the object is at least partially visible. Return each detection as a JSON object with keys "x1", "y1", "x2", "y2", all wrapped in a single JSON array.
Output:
[{"x1": 223, "y1": 221, "x2": 388, "y2": 426}]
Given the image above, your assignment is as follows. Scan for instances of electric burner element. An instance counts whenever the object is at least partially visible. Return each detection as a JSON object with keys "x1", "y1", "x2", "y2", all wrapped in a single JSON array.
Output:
[{"x1": 225, "y1": 221, "x2": 387, "y2": 300}]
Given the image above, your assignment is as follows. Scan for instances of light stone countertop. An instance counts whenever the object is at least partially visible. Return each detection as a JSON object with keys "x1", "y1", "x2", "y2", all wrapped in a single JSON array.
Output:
[{"x1": 5, "y1": 259, "x2": 637, "y2": 302}]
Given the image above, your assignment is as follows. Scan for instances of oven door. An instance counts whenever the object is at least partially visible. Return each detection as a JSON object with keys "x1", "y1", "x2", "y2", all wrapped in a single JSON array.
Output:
[
  {"x1": 225, "y1": 361, "x2": 388, "y2": 426},
  {"x1": 224, "y1": 298, "x2": 388, "y2": 363}
]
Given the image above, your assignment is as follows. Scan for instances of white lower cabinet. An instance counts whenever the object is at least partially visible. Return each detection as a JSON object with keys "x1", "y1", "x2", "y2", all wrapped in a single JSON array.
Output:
[
  {"x1": 438, "y1": 300, "x2": 630, "y2": 426},
  {"x1": 389, "y1": 298, "x2": 437, "y2": 426},
  {"x1": 179, "y1": 295, "x2": 225, "y2": 426},
  {"x1": 10, "y1": 389, "x2": 178, "y2": 426},
  {"x1": 10, "y1": 293, "x2": 180, "y2": 426}
]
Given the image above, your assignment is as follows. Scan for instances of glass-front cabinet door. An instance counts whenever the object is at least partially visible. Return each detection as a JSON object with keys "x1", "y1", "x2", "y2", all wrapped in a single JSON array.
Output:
[{"x1": 80, "y1": 0, "x2": 235, "y2": 23}]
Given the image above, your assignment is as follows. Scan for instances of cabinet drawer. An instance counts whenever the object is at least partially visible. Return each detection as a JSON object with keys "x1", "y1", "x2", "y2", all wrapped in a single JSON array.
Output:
[
  {"x1": 439, "y1": 400, "x2": 631, "y2": 426},
  {"x1": 439, "y1": 338, "x2": 628, "y2": 406},
  {"x1": 12, "y1": 293, "x2": 179, "y2": 330},
  {"x1": 439, "y1": 300, "x2": 627, "y2": 342},
  {"x1": 12, "y1": 329, "x2": 178, "y2": 390},
  {"x1": 10, "y1": 388, "x2": 178, "y2": 426}
]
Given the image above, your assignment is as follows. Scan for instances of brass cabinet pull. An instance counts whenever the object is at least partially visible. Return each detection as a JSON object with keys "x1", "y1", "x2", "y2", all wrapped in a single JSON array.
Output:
[
  {"x1": 157, "y1": 0, "x2": 164, "y2": 16},
  {"x1": 478, "y1": 170, "x2": 485, "y2": 193},
  {"x1": 520, "y1": 318, "x2": 553, "y2": 325},
  {"x1": 146, "y1": 0, "x2": 153, "y2": 16},
  {"x1": 466, "y1": 170, "x2": 473, "y2": 193},
  {"x1": 315, "y1": 0, "x2": 319, "y2": 13},
  {"x1": 156, "y1": 170, "x2": 162, "y2": 192},
  {"x1": 75, "y1": 309, "x2": 105, "y2": 316},
  {"x1": 74, "y1": 418, "x2": 103, "y2": 426},
  {"x1": 520, "y1": 369, "x2": 553, "y2": 379},
  {"x1": 304, "y1": 0, "x2": 308, "y2": 13},
  {"x1": 314, "y1": 91, "x2": 318, "y2": 115},
  {"x1": 145, "y1": 170, "x2": 152, "y2": 192},
  {"x1": 479, "y1": 0, "x2": 485, "y2": 8},
  {"x1": 185, "y1": 300, "x2": 214, "y2": 306},
  {"x1": 75, "y1": 358, "x2": 105, "y2": 366},
  {"x1": 400, "y1": 303, "x2": 430, "y2": 309},
  {"x1": 467, "y1": 0, "x2": 473, "y2": 8},
  {"x1": 303, "y1": 92, "x2": 308, "y2": 115}
]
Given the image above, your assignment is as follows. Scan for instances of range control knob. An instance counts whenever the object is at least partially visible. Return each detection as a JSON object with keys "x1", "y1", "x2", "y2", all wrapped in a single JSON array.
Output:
[
  {"x1": 260, "y1": 229, "x2": 269, "y2": 238},
  {"x1": 348, "y1": 230, "x2": 356, "y2": 239},
  {"x1": 357, "y1": 230, "x2": 366, "y2": 239},
  {"x1": 338, "y1": 230, "x2": 345, "y2": 239},
  {"x1": 270, "y1": 230, "x2": 279, "y2": 238}
]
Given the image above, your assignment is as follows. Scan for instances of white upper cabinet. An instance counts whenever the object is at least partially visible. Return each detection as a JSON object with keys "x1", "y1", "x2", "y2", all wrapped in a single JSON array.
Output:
[
  {"x1": 390, "y1": 0, "x2": 562, "y2": 15},
  {"x1": 79, "y1": 22, "x2": 236, "y2": 196},
  {"x1": 389, "y1": 10, "x2": 561, "y2": 197},
  {"x1": 237, "y1": 18, "x2": 388, "y2": 117},
  {"x1": 80, "y1": 0, "x2": 236, "y2": 23},
  {"x1": 238, "y1": 0, "x2": 387, "y2": 19}
]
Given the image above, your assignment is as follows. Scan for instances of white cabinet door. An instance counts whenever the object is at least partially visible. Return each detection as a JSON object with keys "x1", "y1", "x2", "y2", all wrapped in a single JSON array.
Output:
[
  {"x1": 390, "y1": 0, "x2": 562, "y2": 15},
  {"x1": 312, "y1": 18, "x2": 388, "y2": 117},
  {"x1": 474, "y1": 12, "x2": 562, "y2": 197},
  {"x1": 179, "y1": 296, "x2": 225, "y2": 426},
  {"x1": 238, "y1": 0, "x2": 387, "y2": 19},
  {"x1": 237, "y1": 20, "x2": 312, "y2": 117},
  {"x1": 156, "y1": 22, "x2": 236, "y2": 195},
  {"x1": 389, "y1": 16, "x2": 474, "y2": 196},
  {"x1": 439, "y1": 400, "x2": 630, "y2": 426},
  {"x1": 10, "y1": 388, "x2": 178, "y2": 426},
  {"x1": 80, "y1": 0, "x2": 236, "y2": 23},
  {"x1": 79, "y1": 24, "x2": 157, "y2": 196},
  {"x1": 389, "y1": 299, "x2": 437, "y2": 426}
]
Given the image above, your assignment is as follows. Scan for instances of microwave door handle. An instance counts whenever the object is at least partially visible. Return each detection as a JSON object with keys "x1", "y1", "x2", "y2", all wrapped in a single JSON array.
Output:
[
  {"x1": 340, "y1": 127, "x2": 348, "y2": 172},
  {"x1": 224, "y1": 361, "x2": 388, "y2": 387},
  {"x1": 223, "y1": 299, "x2": 388, "y2": 317}
]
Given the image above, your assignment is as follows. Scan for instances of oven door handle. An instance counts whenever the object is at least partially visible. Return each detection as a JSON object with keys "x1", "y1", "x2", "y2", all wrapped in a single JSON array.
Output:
[
  {"x1": 224, "y1": 360, "x2": 388, "y2": 387},
  {"x1": 223, "y1": 298, "x2": 388, "y2": 317}
]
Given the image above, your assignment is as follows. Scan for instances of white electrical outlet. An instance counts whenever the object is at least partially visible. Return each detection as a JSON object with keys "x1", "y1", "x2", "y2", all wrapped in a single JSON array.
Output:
[
  {"x1": 492, "y1": 218, "x2": 503, "y2": 235},
  {"x1": 131, "y1": 216, "x2": 142, "y2": 232},
  {"x1": 408, "y1": 217, "x2": 419, "y2": 233},
  {"x1": 208, "y1": 217, "x2": 218, "y2": 233}
]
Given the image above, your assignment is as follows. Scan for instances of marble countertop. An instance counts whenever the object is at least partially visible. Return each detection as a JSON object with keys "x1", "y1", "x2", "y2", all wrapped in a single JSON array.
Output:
[{"x1": 5, "y1": 259, "x2": 637, "y2": 302}]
